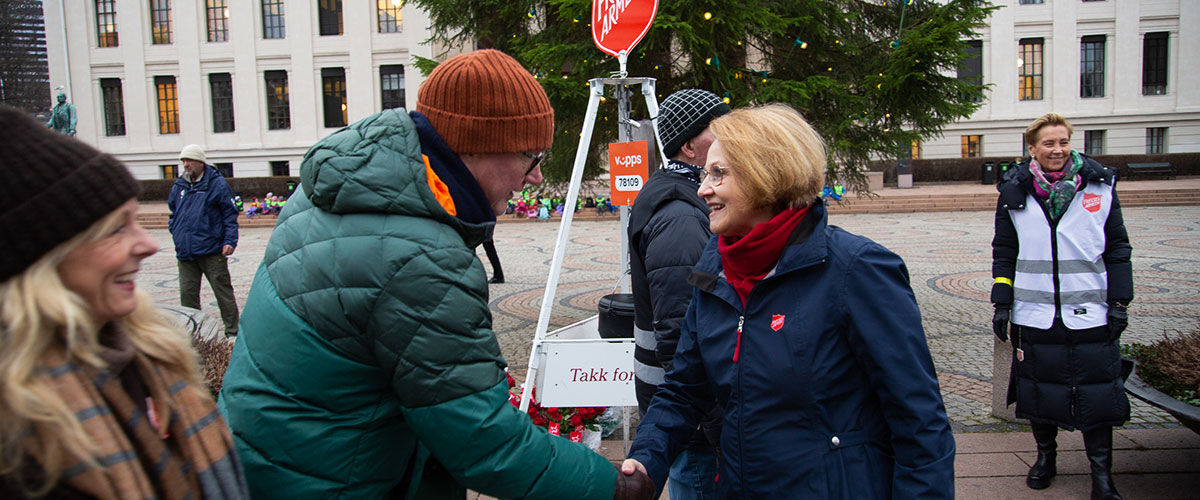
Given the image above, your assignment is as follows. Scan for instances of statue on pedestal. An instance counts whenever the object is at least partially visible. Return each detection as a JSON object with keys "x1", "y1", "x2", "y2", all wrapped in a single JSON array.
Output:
[{"x1": 47, "y1": 91, "x2": 77, "y2": 136}]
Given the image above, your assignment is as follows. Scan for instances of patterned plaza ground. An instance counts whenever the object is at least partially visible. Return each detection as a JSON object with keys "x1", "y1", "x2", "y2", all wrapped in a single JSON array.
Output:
[{"x1": 133, "y1": 205, "x2": 1200, "y2": 432}]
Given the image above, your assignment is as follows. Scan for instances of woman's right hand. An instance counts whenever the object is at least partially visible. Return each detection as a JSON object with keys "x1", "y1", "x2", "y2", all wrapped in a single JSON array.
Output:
[
  {"x1": 614, "y1": 459, "x2": 654, "y2": 500},
  {"x1": 992, "y1": 307, "x2": 1011, "y2": 342}
]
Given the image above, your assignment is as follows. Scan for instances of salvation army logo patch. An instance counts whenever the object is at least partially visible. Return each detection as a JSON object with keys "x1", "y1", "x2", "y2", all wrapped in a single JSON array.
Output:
[
  {"x1": 1082, "y1": 193, "x2": 1102, "y2": 213},
  {"x1": 771, "y1": 314, "x2": 785, "y2": 331}
]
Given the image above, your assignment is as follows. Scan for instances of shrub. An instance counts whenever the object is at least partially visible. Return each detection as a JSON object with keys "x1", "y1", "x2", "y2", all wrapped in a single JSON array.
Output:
[
  {"x1": 192, "y1": 335, "x2": 235, "y2": 398},
  {"x1": 139, "y1": 176, "x2": 302, "y2": 202},
  {"x1": 1123, "y1": 330, "x2": 1200, "y2": 406},
  {"x1": 868, "y1": 152, "x2": 1200, "y2": 184}
]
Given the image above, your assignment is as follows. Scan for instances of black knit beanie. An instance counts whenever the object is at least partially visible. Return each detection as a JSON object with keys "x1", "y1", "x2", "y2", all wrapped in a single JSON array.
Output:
[
  {"x1": 0, "y1": 105, "x2": 140, "y2": 282},
  {"x1": 658, "y1": 89, "x2": 731, "y2": 158}
]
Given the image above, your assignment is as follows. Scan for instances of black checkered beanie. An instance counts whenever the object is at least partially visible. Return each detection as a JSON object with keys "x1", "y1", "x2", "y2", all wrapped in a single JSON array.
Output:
[
  {"x1": 658, "y1": 89, "x2": 731, "y2": 158},
  {"x1": 0, "y1": 105, "x2": 139, "y2": 282}
]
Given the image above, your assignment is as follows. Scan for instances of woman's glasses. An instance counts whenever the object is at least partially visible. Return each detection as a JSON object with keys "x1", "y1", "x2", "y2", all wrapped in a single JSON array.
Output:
[
  {"x1": 522, "y1": 152, "x2": 545, "y2": 177},
  {"x1": 701, "y1": 165, "x2": 729, "y2": 186}
]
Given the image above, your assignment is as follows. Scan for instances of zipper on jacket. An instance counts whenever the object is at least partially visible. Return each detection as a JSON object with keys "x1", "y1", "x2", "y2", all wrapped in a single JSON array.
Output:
[
  {"x1": 1048, "y1": 209, "x2": 1063, "y2": 318},
  {"x1": 735, "y1": 313, "x2": 745, "y2": 498},
  {"x1": 1070, "y1": 386, "x2": 1077, "y2": 420},
  {"x1": 731, "y1": 316, "x2": 745, "y2": 363}
]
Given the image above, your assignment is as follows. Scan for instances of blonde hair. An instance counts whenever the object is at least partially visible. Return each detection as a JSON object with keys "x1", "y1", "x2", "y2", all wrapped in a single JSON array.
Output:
[
  {"x1": 0, "y1": 207, "x2": 204, "y2": 494},
  {"x1": 708, "y1": 103, "x2": 826, "y2": 212},
  {"x1": 1024, "y1": 113, "x2": 1074, "y2": 146}
]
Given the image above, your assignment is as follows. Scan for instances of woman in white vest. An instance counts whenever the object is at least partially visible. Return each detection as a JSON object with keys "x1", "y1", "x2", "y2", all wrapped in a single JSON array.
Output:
[{"x1": 991, "y1": 113, "x2": 1133, "y2": 500}]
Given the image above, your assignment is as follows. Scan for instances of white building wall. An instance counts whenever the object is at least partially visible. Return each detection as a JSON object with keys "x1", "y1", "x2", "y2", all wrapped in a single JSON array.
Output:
[
  {"x1": 43, "y1": 0, "x2": 435, "y2": 180},
  {"x1": 922, "y1": 0, "x2": 1199, "y2": 160}
]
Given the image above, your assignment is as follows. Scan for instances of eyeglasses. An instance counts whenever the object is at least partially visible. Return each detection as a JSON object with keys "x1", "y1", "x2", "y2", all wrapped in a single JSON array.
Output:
[
  {"x1": 701, "y1": 165, "x2": 730, "y2": 186},
  {"x1": 522, "y1": 152, "x2": 545, "y2": 177}
]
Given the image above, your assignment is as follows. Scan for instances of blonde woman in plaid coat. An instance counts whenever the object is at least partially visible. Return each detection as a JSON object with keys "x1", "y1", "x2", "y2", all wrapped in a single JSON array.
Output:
[{"x1": 0, "y1": 107, "x2": 246, "y2": 499}]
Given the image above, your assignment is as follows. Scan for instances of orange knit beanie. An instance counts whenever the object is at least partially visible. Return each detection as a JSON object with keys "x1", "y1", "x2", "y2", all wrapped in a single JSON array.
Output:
[{"x1": 417, "y1": 49, "x2": 554, "y2": 154}]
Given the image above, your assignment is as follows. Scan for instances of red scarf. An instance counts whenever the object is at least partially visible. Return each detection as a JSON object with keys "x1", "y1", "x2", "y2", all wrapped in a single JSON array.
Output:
[{"x1": 718, "y1": 207, "x2": 811, "y2": 306}]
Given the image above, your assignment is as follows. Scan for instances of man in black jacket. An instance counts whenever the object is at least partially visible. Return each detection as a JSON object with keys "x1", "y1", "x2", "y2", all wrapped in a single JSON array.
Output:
[{"x1": 628, "y1": 88, "x2": 727, "y2": 500}]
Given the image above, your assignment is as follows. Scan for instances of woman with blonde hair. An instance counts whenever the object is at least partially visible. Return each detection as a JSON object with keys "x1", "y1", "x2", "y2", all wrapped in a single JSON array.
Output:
[
  {"x1": 621, "y1": 103, "x2": 955, "y2": 498},
  {"x1": 992, "y1": 112, "x2": 1132, "y2": 500},
  {"x1": 0, "y1": 106, "x2": 246, "y2": 499}
]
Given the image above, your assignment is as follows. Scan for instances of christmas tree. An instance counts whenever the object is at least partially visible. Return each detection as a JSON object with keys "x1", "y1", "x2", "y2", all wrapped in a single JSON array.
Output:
[{"x1": 412, "y1": 0, "x2": 995, "y2": 193}]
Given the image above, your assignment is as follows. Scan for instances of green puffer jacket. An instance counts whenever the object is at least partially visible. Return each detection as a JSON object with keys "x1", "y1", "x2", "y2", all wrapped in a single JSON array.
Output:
[{"x1": 218, "y1": 109, "x2": 617, "y2": 499}]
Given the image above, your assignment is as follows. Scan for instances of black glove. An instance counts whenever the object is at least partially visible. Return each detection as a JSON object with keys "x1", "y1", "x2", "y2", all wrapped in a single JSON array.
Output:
[
  {"x1": 1107, "y1": 305, "x2": 1128, "y2": 342},
  {"x1": 613, "y1": 466, "x2": 655, "y2": 500},
  {"x1": 992, "y1": 307, "x2": 1011, "y2": 342}
]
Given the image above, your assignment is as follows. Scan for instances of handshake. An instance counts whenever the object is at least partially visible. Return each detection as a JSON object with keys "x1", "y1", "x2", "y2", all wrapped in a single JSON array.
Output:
[{"x1": 613, "y1": 459, "x2": 656, "y2": 500}]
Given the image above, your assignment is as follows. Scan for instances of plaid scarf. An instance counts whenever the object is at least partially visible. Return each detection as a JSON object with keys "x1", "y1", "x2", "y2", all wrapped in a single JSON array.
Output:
[
  {"x1": 28, "y1": 337, "x2": 247, "y2": 500},
  {"x1": 1029, "y1": 150, "x2": 1084, "y2": 220}
]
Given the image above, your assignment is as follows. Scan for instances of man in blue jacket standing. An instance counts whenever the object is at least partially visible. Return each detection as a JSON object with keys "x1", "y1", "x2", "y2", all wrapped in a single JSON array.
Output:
[
  {"x1": 168, "y1": 144, "x2": 239, "y2": 337},
  {"x1": 628, "y1": 88, "x2": 728, "y2": 500}
]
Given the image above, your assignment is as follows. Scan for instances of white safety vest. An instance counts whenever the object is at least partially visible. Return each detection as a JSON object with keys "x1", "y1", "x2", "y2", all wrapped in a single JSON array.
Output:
[{"x1": 1010, "y1": 182, "x2": 1113, "y2": 330}]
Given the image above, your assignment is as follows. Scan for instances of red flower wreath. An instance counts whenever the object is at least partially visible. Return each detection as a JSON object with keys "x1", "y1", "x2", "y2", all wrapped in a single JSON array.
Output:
[{"x1": 506, "y1": 372, "x2": 606, "y2": 443}]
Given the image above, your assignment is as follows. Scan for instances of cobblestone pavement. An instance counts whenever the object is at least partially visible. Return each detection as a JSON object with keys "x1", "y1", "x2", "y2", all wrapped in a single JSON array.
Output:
[{"x1": 135, "y1": 206, "x2": 1200, "y2": 432}]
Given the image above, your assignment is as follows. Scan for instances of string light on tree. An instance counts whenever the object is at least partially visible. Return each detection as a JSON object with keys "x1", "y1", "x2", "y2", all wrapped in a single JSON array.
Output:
[
  {"x1": 704, "y1": 12, "x2": 712, "y2": 20},
  {"x1": 527, "y1": 7, "x2": 535, "y2": 18},
  {"x1": 892, "y1": 0, "x2": 915, "y2": 48},
  {"x1": 794, "y1": 37, "x2": 808, "y2": 49}
]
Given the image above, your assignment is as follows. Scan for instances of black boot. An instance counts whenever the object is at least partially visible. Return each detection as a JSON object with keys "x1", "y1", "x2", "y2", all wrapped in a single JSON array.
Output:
[
  {"x1": 488, "y1": 274, "x2": 505, "y2": 284},
  {"x1": 1026, "y1": 422, "x2": 1058, "y2": 490},
  {"x1": 1084, "y1": 427, "x2": 1122, "y2": 500}
]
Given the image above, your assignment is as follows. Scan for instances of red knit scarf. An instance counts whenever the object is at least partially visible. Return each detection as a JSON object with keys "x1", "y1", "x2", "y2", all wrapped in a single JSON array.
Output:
[{"x1": 718, "y1": 207, "x2": 810, "y2": 307}]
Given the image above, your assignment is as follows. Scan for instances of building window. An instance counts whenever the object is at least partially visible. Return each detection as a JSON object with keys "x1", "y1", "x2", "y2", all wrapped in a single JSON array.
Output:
[
  {"x1": 319, "y1": 0, "x2": 343, "y2": 36},
  {"x1": 1018, "y1": 0, "x2": 1043, "y2": 4},
  {"x1": 1146, "y1": 127, "x2": 1167, "y2": 154},
  {"x1": 95, "y1": 0, "x2": 118, "y2": 47},
  {"x1": 155, "y1": 75, "x2": 179, "y2": 134},
  {"x1": 150, "y1": 0, "x2": 172, "y2": 44},
  {"x1": 378, "y1": 0, "x2": 402, "y2": 33},
  {"x1": 262, "y1": 0, "x2": 285, "y2": 39},
  {"x1": 957, "y1": 40, "x2": 983, "y2": 103},
  {"x1": 270, "y1": 160, "x2": 290, "y2": 176},
  {"x1": 322, "y1": 68, "x2": 348, "y2": 127},
  {"x1": 961, "y1": 135, "x2": 982, "y2": 158},
  {"x1": 1018, "y1": 38, "x2": 1043, "y2": 101},
  {"x1": 206, "y1": 0, "x2": 229, "y2": 42},
  {"x1": 1080, "y1": 35, "x2": 1105, "y2": 98},
  {"x1": 1143, "y1": 32, "x2": 1168, "y2": 95},
  {"x1": 100, "y1": 78, "x2": 125, "y2": 136},
  {"x1": 1084, "y1": 130, "x2": 1104, "y2": 156},
  {"x1": 380, "y1": 64, "x2": 406, "y2": 110},
  {"x1": 265, "y1": 70, "x2": 290, "y2": 130},
  {"x1": 210, "y1": 73, "x2": 235, "y2": 133},
  {"x1": 214, "y1": 162, "x2": 234, "y2": 178},
  {"x1": 161, "y1": 164, "x2": 177, "y2": 179}
]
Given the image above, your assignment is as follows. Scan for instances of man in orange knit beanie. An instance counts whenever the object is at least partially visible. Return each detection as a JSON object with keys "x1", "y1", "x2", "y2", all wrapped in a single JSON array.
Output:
[{"x1": 219, "y1": 49, "x2": 654, "y2": 500}]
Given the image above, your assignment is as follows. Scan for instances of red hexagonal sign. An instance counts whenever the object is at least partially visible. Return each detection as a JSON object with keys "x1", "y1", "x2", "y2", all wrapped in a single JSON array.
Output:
[{"x1": 592, "y1": 0, "x2": 658, "y2": 58}]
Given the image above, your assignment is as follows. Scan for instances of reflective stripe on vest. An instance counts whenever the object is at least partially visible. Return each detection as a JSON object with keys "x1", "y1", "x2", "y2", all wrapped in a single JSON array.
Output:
[
  {"x1": 633, "y1": 326, "x2": 664, "y2": 385},
  {"x1": 1010, "y1": 182, "x2": 1112, "y2": 329}
]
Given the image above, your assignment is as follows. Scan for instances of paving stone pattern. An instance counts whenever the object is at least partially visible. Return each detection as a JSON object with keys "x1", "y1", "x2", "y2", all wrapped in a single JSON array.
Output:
[{"x1": 134, "y1": 206, "x2": 1200, "y2": 432}]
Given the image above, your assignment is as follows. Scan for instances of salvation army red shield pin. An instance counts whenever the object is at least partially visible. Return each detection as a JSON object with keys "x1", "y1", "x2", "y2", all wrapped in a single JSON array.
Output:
[
  {"x1": 1082, "y1": 193, "x2": 1102, "y2": 213},
  {"x1": 771, "y1": 314, "x2": 785, "y2": 331}
]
